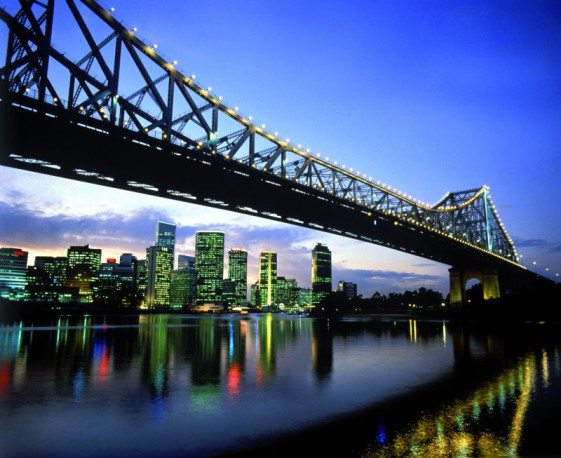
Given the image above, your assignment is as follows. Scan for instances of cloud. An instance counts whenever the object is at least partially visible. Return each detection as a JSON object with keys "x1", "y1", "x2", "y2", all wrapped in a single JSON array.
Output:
[
  {"x1": 0, "y1": 200, "x2": 174, "y2": 257},
  {"x1": 513, "y1": 237, "x2": 561, "y2": 252}
]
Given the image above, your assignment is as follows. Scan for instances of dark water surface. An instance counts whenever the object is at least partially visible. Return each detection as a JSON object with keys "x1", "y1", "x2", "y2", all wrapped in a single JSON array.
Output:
[{"x1": 0, "y1": 313, "x2": 559, "y2": 457}]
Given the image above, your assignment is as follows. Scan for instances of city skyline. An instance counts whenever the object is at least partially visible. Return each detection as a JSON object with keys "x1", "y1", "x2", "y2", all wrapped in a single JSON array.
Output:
[
  {"x1": 1, "y1": 0, "x2": 560, "y2": 296},
  {"x1": 2, "y1": 226, "x2": 350, "y2": 295}
]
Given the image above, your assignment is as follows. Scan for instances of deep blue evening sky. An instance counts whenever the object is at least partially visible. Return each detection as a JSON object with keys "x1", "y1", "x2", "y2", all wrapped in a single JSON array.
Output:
[{"x1": 1, "y1": 0, "x2": 560, "y2": 295}]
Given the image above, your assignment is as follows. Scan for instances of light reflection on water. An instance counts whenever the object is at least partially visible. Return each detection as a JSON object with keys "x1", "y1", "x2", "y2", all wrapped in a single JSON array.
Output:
[
  {"x1": 0, "y1": 314, "x2": 559, "y2": 457},
  {"x1": 362, "y1": 352, "x2": 539, "y2": 457}
]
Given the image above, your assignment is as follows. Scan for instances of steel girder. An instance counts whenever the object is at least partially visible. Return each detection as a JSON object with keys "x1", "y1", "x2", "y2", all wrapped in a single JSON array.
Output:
[{"x1": 0, "y1": 0, "x2": 519, "y2": 266}]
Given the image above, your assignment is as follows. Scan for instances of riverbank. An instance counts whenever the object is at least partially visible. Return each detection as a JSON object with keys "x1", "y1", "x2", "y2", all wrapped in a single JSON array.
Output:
[{"x1": 2, "y1": 299, "x2": 560, "y2": 327}]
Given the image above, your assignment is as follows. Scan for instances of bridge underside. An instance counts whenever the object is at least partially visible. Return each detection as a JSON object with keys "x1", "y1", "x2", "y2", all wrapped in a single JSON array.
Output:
[{"x1": 0, "y1": 94, "x2": 539, "y2": 299}]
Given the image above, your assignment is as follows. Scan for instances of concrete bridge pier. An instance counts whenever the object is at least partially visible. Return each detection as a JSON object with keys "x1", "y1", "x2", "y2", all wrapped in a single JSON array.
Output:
[{"x1": 449, "y1": 267, "x2": 501, "y2": 306}]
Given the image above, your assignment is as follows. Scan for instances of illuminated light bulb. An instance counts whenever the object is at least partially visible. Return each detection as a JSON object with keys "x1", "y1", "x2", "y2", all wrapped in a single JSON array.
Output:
[
  {"x1": 109, "y1": 7, "x2": 115, "y2": 12},
  {"x1": 191, "y1": 74, "x2": 196, "y2": 79},
  {"x1": 207, "y1": 86, "x2": 212, "y2": 91},
  {"x1": 261, "y1": 124, "x2": 266, "y2": 128},
  {"x1": 235, "y1": 106, "x2": 239, "y2": 111},
  {"x1": 274, "y1": 131, "x2": 279, "y2": 136},
  {"x1": 316, "y1": 153, "x2": 321, "y2": 157},
  {"x1": 133, "y1": 27, "x2": 138, "y2": 32},
  {"x1": 219, "y1": 96, "x2": 223, "y2": 100},
  {"x1": 286, "y1": 138, "x2": 290, "y2": 142},
  {"x1": 173, "y1": 60, "x2": 178, "y2": 66},
  {"x1": 248, "y1": 116, "x2": 253, "y2": 120},
  {"x1": 325, "y1": 157, "x2": 329, "y2": 161},
  {"x1": 153, "y1": 44, "x2": 158, "y2": 48}
]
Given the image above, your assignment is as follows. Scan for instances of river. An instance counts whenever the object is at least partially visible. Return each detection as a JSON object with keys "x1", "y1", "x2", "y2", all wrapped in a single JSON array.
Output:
[{"x1": 0, "y1": 312, "x2": 559, "y2": 457}]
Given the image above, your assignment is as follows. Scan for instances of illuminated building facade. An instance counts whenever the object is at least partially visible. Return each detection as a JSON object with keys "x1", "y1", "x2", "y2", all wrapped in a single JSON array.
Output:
[
  {"x1": 155, "y1": 221, "x2": 176, "y2": 269},
  {"x1": 312, "y1": 243, "x2": 332, "y2": 306},
  {"x1": 228, "y1": 249, "x2": 248, "y2": 305},
  {"x1": 66, "y1": 244, "x2": 101, "y2": 303},
  {"x1": 338, "y1": 280, "x2": 358, "y2": 299},
  {"x1": 259, "y1": 251, "x2": 277, "y2": 307},
  {"x1": 170, "y1": 255, "x2": 196, "y2": 309},
  {"x1": 0, "y1": 247, "x2": 28, "y2": 300},
  {"x1": 145, "y1": 245, "x2": 173, "y2": 308},
  {"x1": 222, "y1": 278, "x2": 237, "y2": 306},
  {"x1": 299, "y1": 287, "x2": 313, "y2": 306},
  {"x1": 135, "y1": 259, "x2": 147, "y2": 301},
  {"x1": 145, "y1": 222, "x2": 176, "y2": 309},
  {"x1": 66, "y1": 245, "x2": 101, "y2": 302},
  {"x1": 195, "y1": 231, "x2": 224, "y2": 304},
  {"x1": 250, "y1": 281, "x2": 260, "y2": 306}
]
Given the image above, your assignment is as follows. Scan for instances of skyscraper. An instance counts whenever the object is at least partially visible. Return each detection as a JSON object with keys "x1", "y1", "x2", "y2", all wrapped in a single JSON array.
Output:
[
  {"x1": 195, "y1": 231, "x2": 224, "y2": 304},
  {"x1": 259, "y1": 251, "x2": 277, "y2": 307},
  {"x1": 145, "y1": 222, "x2": 176, "y2": 309},
  {"x1": 228, "y1": 249, "x2": 248, "y2": 305},
  {"x1": 66, "y1": 244, "x2": 101, "y2": 303},
  {"x1": 145, "y1": 245, "x2": 173, "y2": 308},
  {"x1": 0, "y1": 247, "x2": 28, "y2": 300},
  {"x1": 155, "y1": 221, "x2": 176, "y2": 269},
  {"x1": 170, "y1": 255, "x2": 196, "y2": 309},
  {"x1": 312, "y1": 243, "x2": 332, "y2": 306}
]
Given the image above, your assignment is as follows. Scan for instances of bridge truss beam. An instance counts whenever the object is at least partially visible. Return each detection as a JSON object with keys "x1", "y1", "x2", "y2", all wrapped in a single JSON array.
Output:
[{"x1": 1, "y1": 0, "x2": 520, "y2": 271}]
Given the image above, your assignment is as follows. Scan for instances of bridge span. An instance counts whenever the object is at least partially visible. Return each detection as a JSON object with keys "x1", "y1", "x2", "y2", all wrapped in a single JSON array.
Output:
[{"x1": 0, "y1": 0, "x2": 552, "y2": 304}]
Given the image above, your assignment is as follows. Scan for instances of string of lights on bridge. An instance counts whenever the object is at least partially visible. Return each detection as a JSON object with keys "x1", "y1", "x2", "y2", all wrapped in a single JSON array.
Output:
[
  {"x1": 102, "y1": 7, "x2": 446, "y2": 205},
  {"x1": 12, "y1": 2, "x2": 520, "y2": 269}
]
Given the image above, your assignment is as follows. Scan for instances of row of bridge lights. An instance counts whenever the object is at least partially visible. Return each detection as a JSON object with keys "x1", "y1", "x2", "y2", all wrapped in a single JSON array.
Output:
[
  {"x1": 106, "y1": 7, "x2": 427, "y2": 205},
  {"x1": 523, "y1": 258, "x2": 559, "y2": 281},
  {"x1": 105, "y1": 4, "x2": 515, "y2": 259}
]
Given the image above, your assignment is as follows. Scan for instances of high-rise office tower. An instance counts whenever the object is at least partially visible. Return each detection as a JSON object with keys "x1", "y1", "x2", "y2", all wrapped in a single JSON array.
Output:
[
  {"x1": 66, "y1": 244, "x2": 101, "y2": 303},
  {"x1": 145, "y1": 245, "x2": 173, "y2": 308},
  {"x1": 228, "y1": 249, "x2": 248, "y2": 305},
  {"x1": 259, "y1": 251, "x2": 277, "y2": 307},
  {"x1": 155, "y1": 221, "x2": 176, "y2": 269},
  {"x1": 145, "y1": 222, "x2": 176, "y2": 309},
  {"x1": 0, "y1": 247, "x2": 28, "y2": 300},
  {"x1": 195, "y1": 231, "x2": 224, "y2": 304},
  {"x1": 170, "y1": 255, "x2": 197, "y2": 309},
  {"x1": 312, "y1": 243, "x2": 332, "y2": 306}
]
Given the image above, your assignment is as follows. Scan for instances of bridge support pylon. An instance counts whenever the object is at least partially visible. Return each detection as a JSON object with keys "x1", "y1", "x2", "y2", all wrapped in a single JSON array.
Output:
[{"x1": 449, "y1": 267, "x2": 501, "y2": 306}]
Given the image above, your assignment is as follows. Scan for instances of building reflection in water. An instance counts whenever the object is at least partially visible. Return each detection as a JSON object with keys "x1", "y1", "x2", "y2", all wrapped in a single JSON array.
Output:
[
  {"x1": 362, "y1": 344, "x2": 555, "y2": 457},
  {"x1": 1, "y1": 314, "x2": 559, "y2": 457}
]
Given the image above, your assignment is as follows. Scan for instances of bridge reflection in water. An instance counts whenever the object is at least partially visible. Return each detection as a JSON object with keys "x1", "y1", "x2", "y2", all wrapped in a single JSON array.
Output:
[{"x1": 363, "y1": 348, "x2": 549, "y2": 457}]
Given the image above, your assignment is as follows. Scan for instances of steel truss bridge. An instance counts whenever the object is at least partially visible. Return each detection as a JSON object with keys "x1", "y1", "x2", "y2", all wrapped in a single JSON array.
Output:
[{"x1": 0, "y1": 0, "x2": 547, "y2": 303}]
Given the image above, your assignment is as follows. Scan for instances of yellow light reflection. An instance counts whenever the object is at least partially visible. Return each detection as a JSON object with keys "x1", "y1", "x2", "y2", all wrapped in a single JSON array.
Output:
[
  {"x1": 409, "y1": 319, "x2": 417, "y2": 343},
  {"x1": 542, "y1": 348, "x2": 550, "y2": 388},
  {"x1": 362, "y1": 352, "x2": 538, "y2": 457}
]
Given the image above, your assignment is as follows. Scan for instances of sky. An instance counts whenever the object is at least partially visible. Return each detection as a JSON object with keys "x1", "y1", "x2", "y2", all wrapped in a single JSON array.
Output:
[{"x1": 1, "y1": 0, "x2": 561, "y2": 296}]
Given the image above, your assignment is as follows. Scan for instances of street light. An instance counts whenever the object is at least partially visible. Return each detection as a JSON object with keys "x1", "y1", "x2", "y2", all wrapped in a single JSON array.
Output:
[{"x1": 532, "y1": 261, "x2": 537, "y2": 273}]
